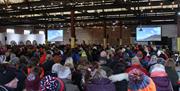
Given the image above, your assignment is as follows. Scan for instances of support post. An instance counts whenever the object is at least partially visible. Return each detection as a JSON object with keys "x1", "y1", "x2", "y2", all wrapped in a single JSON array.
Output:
[
  {"x1": 177, "y1": 1, "x2": 180, "y2": 52},
  {"x1": 45, "y1": 24, "x2": 48, "y2": 45},
  {"x1": 70, "y1": 10, "x2": 75, "y2": 48},
  {"x1": 103, "y1": 21, "x2": 107, "y2": 49}
]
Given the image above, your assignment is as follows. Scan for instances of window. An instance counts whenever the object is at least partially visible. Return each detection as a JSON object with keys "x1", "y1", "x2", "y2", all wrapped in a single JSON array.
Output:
[
  {"x1": 39, "y1": 31, "x2": 44, "y2": 34},
  {"x1": 24, "y1": 30, "x2": 31, "y2": 34},
  {"x1": 6, "y1": 28, "x2": 15, "y2": 33}
]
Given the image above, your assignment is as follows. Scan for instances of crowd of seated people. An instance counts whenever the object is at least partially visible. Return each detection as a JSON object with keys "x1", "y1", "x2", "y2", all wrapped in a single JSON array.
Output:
[{"x1": 0, "y1": 44, "x2": 179, "y2": 91}]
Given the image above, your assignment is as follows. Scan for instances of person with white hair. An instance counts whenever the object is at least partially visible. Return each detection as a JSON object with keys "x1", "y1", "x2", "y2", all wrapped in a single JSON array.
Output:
[
  {"x1": 52, "y1": 64, "x2": 80, "y2": 91},
  {"x1": 64, "y1": 57, "x2": 74, "y2": 70}
]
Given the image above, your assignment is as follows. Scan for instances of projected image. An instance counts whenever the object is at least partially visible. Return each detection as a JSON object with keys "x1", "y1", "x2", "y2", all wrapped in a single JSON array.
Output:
[
  {"x1": 136, "y1": 26, "x2": 161, "y2": 41},
  {"x1": 48, "y1": 30, "x2": 63, "y2": 42}
]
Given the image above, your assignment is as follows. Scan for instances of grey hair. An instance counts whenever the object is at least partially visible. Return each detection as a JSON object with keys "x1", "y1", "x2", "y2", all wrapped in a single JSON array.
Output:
[{"x1": 93, "y1": 69, "x2": 107, "y2": 79}]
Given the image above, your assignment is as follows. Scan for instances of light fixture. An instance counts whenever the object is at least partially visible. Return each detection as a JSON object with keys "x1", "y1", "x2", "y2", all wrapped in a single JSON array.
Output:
[
  {"x1": 51, "y1": 3, "x2": 54, "y2": 5},
  {"x1": 160, "y1": 2, "x2": 163, "y2": 6},
  {"x1": 150, "y1": 10, "x2": 153, "y2": 13},
  {"x1": 7, "y1": 5, "x2": 12, "y2": 8},
  {"x1": 91, "y1": 2, "x2": 94, "y2": 5},
  {"x1": 178, "y1": 12, "x2": 180, "y2": 16},
  {"x1": 148, "y1": 2, "x2": 151, "y2": 5}
]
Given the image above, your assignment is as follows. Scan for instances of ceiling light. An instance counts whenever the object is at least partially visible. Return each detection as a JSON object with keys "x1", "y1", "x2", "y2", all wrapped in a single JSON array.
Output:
[
  {"x1": 91, "y1": 2, "x2": 94, "y2": 5},
  {"x1": 150, "y1": 10, "x2": 153, "y2": 13},
  {"x1": 41, "y1": 5, "x2": 45, "y2": 7},
  {"x1": 7, "y1": 5, "x2": 12, "y2": 8},
  {"x1": 160, "y1": 2, "x2": 163, "y2": 6},
  {"x1": 51, "y1": 3, "x2": 54, "y2": 5},
  {"x1": 148, "y1": 2, "x2": 151, "y2": 5},
  {"x1": 178, "y1": 12, "x2": 180, "y2": 16}
]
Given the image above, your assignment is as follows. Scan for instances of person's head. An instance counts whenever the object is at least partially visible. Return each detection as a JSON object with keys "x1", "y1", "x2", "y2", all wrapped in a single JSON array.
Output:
[
  {"x1": 113, "y1": 63, "x2": 126, "y2": 74},
  {"x1": 100, "y1": 51, "x2": 107, "y2": 58},
  {"x1": 46, "y1": 54, "x2": 53, "y2": 61},
  {"x1": 0, "y1": 67, "x2": 19, "y2": 89},
  {"x1": 165, "y1": 58, "x2": 176, "y2": 69},
  {"x1": 64, "y1": 57, "x2": 74, "y2": 69},
  {"x1": 128, "y1": 69, "x2": 150, "y2": 91},
  {"x1": 29, "y1": 57, "x2": 39, "y2": 67},
  {"x1": 53, "y1": 52, "x2": 62, "y2": 63},
  {"x1": 19, "y1": 55, "x2": 28, "y2": 65},
  {"x1": 92, "y1": 69, "x2": 107, "y2": 79},
  {"x1": 157, "y1": 58, "x2": 165, "y2": 65},
  {"x1": 9, "y1": 57, "x2": 20, "y2": 69},
  {"x1": 131, "y1": 56, "x2": 140, "y2": 65},
  {"x1": 52, "y1": 64, "x2": 72, "y2": 79},
  {"x1": 40, "y1": 75, "x2": 65, "y2": 91},
  {"x1": 149, "y1": 63, "x2": 167, "y2": 77},
  {"x1": 31, "y1": 66, "x2": 42, "y2": 76},
  {"x1": 150, "y1": 55, "x2": 157, "y2": 62}
]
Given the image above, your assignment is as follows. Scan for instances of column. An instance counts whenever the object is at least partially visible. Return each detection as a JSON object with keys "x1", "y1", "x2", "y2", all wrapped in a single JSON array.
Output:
[
  {"x1": 177, "y1": 1, "x2": 180, "y2": 52},
  {"x1": 45, "y1": 24, "x2": 48, "y2": 45},
  {"x1": 70, "y1": 10, "x2": 75, "y2": 48},
  {"x1": 103, "y1": 21, "x2": 107, "y2": 49},
  {"x1": 119, "y1": 26, "x2": 123, "y2": 45},
  {"x1": 177, "y1": 16, "x2": 180, "y2": 52}
]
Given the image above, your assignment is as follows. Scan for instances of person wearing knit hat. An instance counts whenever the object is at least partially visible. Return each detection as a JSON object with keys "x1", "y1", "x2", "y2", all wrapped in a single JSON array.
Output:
[
  {"x1": 128, "y1": 69, "x2": 156, "y2": 91},
  {"x1": 126, "y1": 56, "x2": 148, "y2": 75},
  {"x1": 150, "y1": 64, "x2": 167, "y2": 77},
  {"x1": 40, "y1": 75, "x2": 65, "y2": 91},
  {"x1": 0, "y1": 65, "x2": 19, "y2": 90},
  {"x1": 150, "y1": 64, "x2": 173, "y2": 91}
]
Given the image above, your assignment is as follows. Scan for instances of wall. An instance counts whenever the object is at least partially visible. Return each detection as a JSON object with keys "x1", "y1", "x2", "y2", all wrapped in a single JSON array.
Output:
[
  {"x1": 1, "y1": 24, "x2": 177, "y2": 46},
  {"x1": 161, "y1": 24, "x2": 177, "y2": 37}
]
